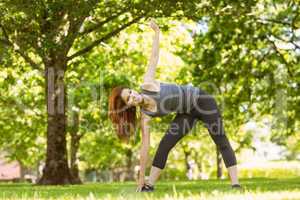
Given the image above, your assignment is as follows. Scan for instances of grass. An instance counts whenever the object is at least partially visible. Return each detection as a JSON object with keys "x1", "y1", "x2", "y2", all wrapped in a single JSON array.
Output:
[
  {"x1": 0, "y1": 177, "x2": 300, "y2": 200},
  {"x1": 239, "y1": 160, "x2": 300, "y2": 178}
]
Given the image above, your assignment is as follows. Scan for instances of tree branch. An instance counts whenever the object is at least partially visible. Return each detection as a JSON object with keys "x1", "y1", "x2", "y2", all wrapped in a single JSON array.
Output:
[
  {"x1": 291, "y1": 8, "x2": 299, "y2": 29},
  {"x1": 0, "y1": 38, "x2": 40, "y2": 70},
  {"x1": 0, "y1": 24, "x2": 40, "y2": 70},
  {"x1": 255, "y1": 17, "x2": 292, "y2": 26},
  {"x1": 63, "y1": 1, "x2": 100, "y2": 54},
  {"x1": 79, "y1": 9, "x2": 128, "y2": 36},
  {"x1": 269, "y1": 39, "x2": 294, "y2": 78},
  {"x1": 290, "y1": 8, "x2": 300, "y2": 49},
  {"x1": 67, "y1": 15, "x2": 143, "y2": 61},
  {"x1": 272, "y1": 34, "x2": 300, "y2": 50}
]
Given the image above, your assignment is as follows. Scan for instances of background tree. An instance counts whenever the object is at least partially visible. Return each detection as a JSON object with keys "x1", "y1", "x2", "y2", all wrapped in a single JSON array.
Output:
[
  {"x1": 178, "y1": 0, "x2": 299, "y2": 175},
  {"x1": 0, "y1": 0, "x2": 204, "y2": 184}
]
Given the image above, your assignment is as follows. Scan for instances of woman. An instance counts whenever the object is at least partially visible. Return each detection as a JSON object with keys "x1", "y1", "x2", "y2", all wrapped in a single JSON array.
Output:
[{"x1": 108, "y1": 20, "x2": 241, "y2": 192}]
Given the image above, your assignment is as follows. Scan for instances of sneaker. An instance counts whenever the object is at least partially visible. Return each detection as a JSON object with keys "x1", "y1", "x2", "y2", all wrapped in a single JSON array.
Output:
[
  {"x1": 141, "y1": 184, "x2": 154, "y2": 192},
  {"x1": 231, "y1": 184, "x2": 243, "y2": 190}
]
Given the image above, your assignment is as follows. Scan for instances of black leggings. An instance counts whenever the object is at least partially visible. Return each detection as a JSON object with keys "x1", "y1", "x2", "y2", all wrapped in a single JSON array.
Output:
[{"x1": 152, "y1": 91, "x2": 237, "y2": 169}]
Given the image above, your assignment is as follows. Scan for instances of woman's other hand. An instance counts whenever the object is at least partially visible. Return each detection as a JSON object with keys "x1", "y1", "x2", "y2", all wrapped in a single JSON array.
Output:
[{"x1": 150, "y1": 19, "x2": 160, "y2": 32}]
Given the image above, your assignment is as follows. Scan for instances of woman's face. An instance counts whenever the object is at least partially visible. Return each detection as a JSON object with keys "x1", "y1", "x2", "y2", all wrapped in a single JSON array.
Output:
[{"x1": 121, "y1": 88, "x2": 143, "y2": 106}]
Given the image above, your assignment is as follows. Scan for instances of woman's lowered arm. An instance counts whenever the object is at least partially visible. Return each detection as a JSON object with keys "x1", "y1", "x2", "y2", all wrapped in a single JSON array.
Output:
[{"x1": 136, "y1": 113, "x2": 151, "y2": 192}]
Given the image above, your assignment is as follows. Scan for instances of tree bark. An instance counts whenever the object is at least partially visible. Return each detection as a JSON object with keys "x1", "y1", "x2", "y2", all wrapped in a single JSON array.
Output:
[
  {"x1": 38, "y1": 61, "x2": 74, "y2": 185},
  {"x1": 183, "y1": 149, "x2": 191, "y2": 171},
  {"x1": 216, "y1": 148, "x2": 222, "y2": 179},
  {"x1": 183, "y1": 148, "x2": 192, "y2": 179},
  {"x1": 124, "y1": 149, "x2": 134, "y2": 181},
  {"x1": 194, "y1": 152, "x2": 202, "y2": 179},
  {"x1": 70, "y1": 110, "x2": 82, "y2": 184}
]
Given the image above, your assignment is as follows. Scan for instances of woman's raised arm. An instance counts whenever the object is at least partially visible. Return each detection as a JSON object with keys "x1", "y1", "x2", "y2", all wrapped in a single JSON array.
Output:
[{"x1": 143, "y1": 19, "x2": 160, "y2": 83}]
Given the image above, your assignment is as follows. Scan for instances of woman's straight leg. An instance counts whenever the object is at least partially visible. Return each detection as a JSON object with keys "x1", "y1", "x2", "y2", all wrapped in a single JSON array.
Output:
[
  {"x1": 192, "y1": 91, "x2": 239, "y2": 184},
  {"x1": 192, "y1": 92, "x2": 237, "y2": 167}
]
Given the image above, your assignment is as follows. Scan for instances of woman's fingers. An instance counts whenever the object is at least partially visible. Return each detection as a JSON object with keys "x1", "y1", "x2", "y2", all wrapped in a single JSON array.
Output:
[
  {"x1": 136, "y1": 185, "x2": 143, "y2": 192},
  {"x1": 149, "y1": 19, "x2": 159, "y2": 32}
]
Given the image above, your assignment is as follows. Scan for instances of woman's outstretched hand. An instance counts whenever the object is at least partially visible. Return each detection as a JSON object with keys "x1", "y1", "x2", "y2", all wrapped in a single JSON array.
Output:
[{"x1": 150, "y1": 19, "x2": 160, "y2": 32}]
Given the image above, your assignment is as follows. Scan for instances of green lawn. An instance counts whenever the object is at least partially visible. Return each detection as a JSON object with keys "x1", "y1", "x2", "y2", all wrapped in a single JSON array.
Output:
[{"x1": 1, "y1": 177, "x2": 300, "y2": 200}]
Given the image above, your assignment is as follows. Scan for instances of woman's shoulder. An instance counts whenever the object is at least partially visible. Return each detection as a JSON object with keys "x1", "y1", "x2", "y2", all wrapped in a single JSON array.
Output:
[
  {"x1": 140, "y1": 81, "x2": 186, "y2": 92},
  {"x1": 140, "y1": 80, "x2": 161, "y2": 92}
]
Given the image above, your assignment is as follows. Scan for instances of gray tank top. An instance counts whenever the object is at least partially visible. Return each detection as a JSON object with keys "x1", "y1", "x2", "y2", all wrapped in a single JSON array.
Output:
[{"x1": 140, "y1": 82, "x2": 201, "y2": 117}]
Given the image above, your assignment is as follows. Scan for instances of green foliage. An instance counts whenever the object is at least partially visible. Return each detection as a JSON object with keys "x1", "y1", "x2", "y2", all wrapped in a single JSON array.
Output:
[
  {"x1": 0, "y1": 52, "x2": 45, "y2": 167},
  {"x1": 177, "y1": 0, "x2": 300, "y2": 150}
]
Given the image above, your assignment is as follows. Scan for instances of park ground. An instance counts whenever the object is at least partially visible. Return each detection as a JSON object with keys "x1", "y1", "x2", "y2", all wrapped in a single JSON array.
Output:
[
  {"x1": 1, "y1": 161, "x2": 300, "y2": 200},
  {"x1": 1, "y1": 177, "x2": 300, "y2": 200}
]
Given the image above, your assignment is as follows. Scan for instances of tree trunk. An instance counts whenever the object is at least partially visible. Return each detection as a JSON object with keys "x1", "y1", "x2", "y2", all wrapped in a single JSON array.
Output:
[
  {"x1": 124, "y1": 149, "x2": 134, "y2": 181},
  {"x1": 216, "y1": 148, "x2": 222, "y2": 179},
  {"x1": 194, "y1": 152, "x2": 202, "y2": 179},
  {"x1": 183, "y1": 149, "x2": 191, "y2": 171},
  {"x1": 183, "y1": 148, "x2": 192, "y2": 179},
  {"x1": 38, "y1": 62, "x2": 74, "y2": 185},
  {"x1": 18, "y1": 161, "x2": 26, "y2": 180},
  {"x1": 70, "y1": 110, "x2": 82, "y2": 184}
]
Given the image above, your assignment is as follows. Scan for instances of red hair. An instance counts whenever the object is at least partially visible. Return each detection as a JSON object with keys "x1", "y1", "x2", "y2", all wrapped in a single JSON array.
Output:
[{"x1": 108, "y1": 86, "x2": 137, "y2": 142}]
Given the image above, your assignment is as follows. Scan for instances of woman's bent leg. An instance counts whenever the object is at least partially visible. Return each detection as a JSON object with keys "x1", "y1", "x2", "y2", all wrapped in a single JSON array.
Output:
[{"x1": 152, "y1": 113, "x2": 197, "y2": 169}]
